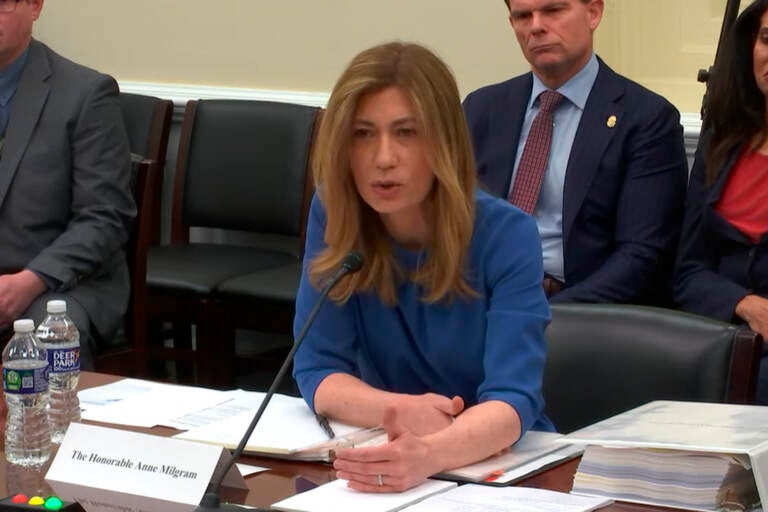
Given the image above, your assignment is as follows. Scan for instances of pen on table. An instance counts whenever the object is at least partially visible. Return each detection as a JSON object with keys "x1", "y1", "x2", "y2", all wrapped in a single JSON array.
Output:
[{"x1": 315, "y1": 413, "x2": 336, "y2": 439}]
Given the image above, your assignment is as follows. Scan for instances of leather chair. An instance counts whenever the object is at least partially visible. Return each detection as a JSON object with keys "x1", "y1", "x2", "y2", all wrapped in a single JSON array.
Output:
[
  {"x1": 118, "y1": 92, "x2": 174, "y2": 166},
  {"x1": 95, "y1": 158, "x2": 161, "y2": 376},
  {"x1": 145, "y1": 99, "x2": 320, "y2": 386},
  {"x1": 543, "y1": 304, "x2": 763, "y2": 433},
  {"x1": 214, "y1": 112, "x2": 320, "y2": 387},
  {"x1": 94, "y1": 93, "x2": 172, "y2": 376}
]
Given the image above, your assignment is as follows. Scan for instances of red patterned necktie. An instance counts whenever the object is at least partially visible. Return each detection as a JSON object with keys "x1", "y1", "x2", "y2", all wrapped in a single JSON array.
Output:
[{"x1": 509, "y1": 90, "x2": 565, "y2": 213}]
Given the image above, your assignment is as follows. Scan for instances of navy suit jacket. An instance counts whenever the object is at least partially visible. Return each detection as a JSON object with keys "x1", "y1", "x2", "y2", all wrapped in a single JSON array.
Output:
[
  {"x1": 463, "y1": 58, "x2": 688, "y2": 304},
  {"x1": 674, "y1": 132, "x2": 768, "y2": 321}
]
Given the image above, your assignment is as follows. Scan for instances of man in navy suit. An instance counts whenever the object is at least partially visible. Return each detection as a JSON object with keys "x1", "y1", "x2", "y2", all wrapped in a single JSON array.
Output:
[{"x1": 464, "y1": 0, "x2": 687, "y2": 303}]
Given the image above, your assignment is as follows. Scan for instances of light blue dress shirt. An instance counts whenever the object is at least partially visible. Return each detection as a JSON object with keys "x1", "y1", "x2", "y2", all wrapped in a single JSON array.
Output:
[
  {"x1": 0, "y1": 46, "x2": 29, "y2": 137},
  {"x1": 509, "y1": 54, "x2": 599, "y2": 282}
]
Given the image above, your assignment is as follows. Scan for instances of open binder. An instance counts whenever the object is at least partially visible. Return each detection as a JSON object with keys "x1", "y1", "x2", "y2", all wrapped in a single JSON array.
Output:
[
  {"x1": 559, "y1": 400, "x2": 768, "y2": 511},
  {"x1": 435, "y1": 431, "x2": 582, "y2": 484},
  {"x1": 173, "y1": 393, "x2": 385, "y2": 461}
]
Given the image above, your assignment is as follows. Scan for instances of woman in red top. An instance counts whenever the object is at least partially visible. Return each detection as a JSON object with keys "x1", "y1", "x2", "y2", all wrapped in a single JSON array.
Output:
[{"x1": 675, "y1": 0, "x2": 768, "y2": 404}]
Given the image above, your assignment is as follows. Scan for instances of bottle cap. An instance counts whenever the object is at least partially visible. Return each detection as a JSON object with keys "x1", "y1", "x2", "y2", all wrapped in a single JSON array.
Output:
[
  {"x1": 46, "y1": 300, "x2": 67, "y2": 314},
  {"x1": 13, "y1": 319, "x2": 35, "y2": 333}
]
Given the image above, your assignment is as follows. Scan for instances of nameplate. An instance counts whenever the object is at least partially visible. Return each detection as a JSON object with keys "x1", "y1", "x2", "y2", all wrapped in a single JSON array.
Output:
[{"x1": 46, "y1": 423, "x2": 246, "y2": 506}]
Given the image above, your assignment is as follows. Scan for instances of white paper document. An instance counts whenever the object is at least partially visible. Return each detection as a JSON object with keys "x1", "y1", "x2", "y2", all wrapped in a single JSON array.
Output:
[
  {"x1": 174, "y1": 393, "x2": 365, "y2": 456},
  {"x1": 80, "y1": 379, "x2": 228, "y2": 428},
  {"x1": 488, "y1": 444, "x2": 584, "y2": 484},
  {"x1": 235, "y1": 463, "x2": 269, "y2": 477},
  {"x1": 78, "y1": 378, "x2": 157, "y2": 411},
  {"x1": 401, "y1": 484, "x2": 613, "y2": 512},
  {"x1": 271, "y1": 478, "x2": 456, "y2": 512},
  {"x1": 560, "y1": 401, "x2": 768, "y2": 453},
  {"x1": 436, "y1": 431, "x2": 582, "y2": 483},
  {"x1": 166, "y1": 389, "x2": 267, "y2": 430}
]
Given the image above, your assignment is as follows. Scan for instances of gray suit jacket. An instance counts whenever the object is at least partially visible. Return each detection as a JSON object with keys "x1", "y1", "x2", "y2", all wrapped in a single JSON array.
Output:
[{"x1": 0, "y1": 39, "x2": 135, "y2": 339}]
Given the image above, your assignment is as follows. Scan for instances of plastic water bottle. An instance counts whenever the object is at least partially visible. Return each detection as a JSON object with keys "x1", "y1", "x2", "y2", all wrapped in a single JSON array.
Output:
[
  {"x1": 35, "y1": 300, "x2": 81, "y2": 444},
  {"x1": 2, "y1": 319, "x2": 51, "y2": 466}
]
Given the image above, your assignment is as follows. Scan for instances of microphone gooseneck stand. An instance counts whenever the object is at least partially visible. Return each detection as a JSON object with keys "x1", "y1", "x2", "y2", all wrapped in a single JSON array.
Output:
[{"x1": 194, "y1": 252, "x2": 363, "y2": 512}]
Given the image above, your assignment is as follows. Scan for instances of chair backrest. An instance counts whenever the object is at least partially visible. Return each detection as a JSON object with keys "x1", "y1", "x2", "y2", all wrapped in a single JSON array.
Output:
[
  {"x1": 95, "y1": 158, "x2": 159, "y2": 375},
  {"x1": 543, "y1": 303, "x2": 762, "y2": 433},
  {"x1": 171, "y1": 99, "x2": 320, "y2": 243},
  {"x1": 126, "y1": 158, "x2": 160, "y2": 373},
  {"x1": 118, "y1": 92, "x2": 174, "y2": 165}
]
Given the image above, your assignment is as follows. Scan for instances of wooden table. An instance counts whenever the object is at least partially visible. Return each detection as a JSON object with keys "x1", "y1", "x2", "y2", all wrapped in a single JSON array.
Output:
[{"x1": 0, "y1": 372, "x2": 676, "y2": 511}]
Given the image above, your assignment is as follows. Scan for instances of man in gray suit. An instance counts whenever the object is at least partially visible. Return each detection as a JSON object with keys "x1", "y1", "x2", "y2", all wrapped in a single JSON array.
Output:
[{"x1": 0, "y1": 0, "x2": 135, "y2": 369}]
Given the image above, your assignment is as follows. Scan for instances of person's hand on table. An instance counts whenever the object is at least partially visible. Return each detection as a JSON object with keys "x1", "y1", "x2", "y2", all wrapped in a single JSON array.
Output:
[
  {"x1": 385, "y1": 392, "x2": 463, "y2": 436},
  {"x1": 333, "y1": 406, "x2": 442, "y2": 493},
  {"x1": 0, "y1": 271, "x2": 46, "y2": 329}
]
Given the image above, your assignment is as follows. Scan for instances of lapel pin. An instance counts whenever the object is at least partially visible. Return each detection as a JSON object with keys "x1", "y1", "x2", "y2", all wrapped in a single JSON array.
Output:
[{"x1": 607, "y1": 115, "x2": 617, "y2": 128}]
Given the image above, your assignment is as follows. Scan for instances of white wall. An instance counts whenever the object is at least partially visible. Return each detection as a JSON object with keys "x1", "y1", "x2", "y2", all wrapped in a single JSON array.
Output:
[
  {"x1": 35, "y1": 1, "x2": 528, "y2": 100},
  {"x1": 35, "y1": 1, "x2": 724, "y2": 113}
]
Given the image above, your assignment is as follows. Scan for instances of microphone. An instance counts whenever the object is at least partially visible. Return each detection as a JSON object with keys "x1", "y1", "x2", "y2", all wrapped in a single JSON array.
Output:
[{"x1": 195, "y1": 251, "x2": 364, "y2": 512}]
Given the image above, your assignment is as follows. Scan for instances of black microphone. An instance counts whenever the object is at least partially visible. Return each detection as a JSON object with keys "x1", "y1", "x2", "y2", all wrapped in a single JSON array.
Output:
[{"x1": 195, "y1": 251, "x2": 364, "y2": 512}]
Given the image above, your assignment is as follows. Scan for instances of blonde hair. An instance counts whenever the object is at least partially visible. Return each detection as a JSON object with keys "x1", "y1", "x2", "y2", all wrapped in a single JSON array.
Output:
[{"x1": 310, "y1": 42, "x2": 477, "y2": 305}]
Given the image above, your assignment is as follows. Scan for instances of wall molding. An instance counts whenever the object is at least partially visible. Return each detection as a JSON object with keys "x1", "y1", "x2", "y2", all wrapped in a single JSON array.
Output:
[
  {"x1": 118, "y1": 81, "x2": 330, "y2": 120},
  {"x1": 680, "y1": 111, "x2": 702, "y2": 138},
  {"x1": 120, "y1": 80, "x2": 704, "y2": 135}
]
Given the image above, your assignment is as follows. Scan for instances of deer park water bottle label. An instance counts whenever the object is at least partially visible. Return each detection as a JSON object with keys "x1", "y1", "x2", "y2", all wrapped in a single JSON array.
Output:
[
  {"x1": 47, "y1": 347, "x2": 80, "y2": 373},
  {"x1": 3, "y1": 366, "x2": 49, "y2": 394}
]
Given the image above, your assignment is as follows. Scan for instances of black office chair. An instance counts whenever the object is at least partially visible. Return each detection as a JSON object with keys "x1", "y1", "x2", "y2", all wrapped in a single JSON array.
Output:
[
  {"x1": 118, "y1": 92, "x2": 174, "y2": 166},
  {"x1": 94, "y1": 93, "x2": 173, "y2": 376},
  {"x1": 543, "y1": 303, "x2": 762, "y2": 433},
  {"x1": 95, "y1": 158, "x2": 161, "y2": 377},
  {"x1": 145, "y1": 99, "x2": 320, "y2": 386}
]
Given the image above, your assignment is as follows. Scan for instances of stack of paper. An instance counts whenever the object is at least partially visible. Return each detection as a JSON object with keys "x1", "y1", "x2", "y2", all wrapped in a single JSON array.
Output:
[
  {"x1": 560, "y1": 400, "x2": 768, "y2": 512},
  {"x1": 573, "y1": 446, "x2": 758, "y2": 511}
]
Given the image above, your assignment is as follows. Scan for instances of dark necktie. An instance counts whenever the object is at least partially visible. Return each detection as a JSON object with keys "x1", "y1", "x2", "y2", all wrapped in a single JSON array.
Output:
[{"x1": 509, "y1": 90, "x2": 565, "y2": 213}]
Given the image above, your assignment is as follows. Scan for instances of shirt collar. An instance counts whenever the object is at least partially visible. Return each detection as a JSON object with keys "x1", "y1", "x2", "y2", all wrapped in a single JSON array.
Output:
[
  {"x1": 0, "y1": 45, "x2": 30, "y2": 107},
  {"x1": 529, "y1": 53, "x2": 599, "y2": 111}
]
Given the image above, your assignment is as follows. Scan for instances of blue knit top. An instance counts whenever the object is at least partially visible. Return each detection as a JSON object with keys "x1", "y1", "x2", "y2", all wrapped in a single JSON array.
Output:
[{"x1": 293, "y1": 190, "x2": 553, "y2": 433}]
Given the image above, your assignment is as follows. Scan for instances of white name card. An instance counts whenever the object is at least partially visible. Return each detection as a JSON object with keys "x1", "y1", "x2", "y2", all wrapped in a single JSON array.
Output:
[{"x1": 45, "y1": 423, "x2": 246, "y2": 506}]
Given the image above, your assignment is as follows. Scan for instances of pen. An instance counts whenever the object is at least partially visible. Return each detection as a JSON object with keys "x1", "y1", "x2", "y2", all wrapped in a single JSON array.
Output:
[{"x1": 315, "y1": 414, "x2": 336, "y2": 439}]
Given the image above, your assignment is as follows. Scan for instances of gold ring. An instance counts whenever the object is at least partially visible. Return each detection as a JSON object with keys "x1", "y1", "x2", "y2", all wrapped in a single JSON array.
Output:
[{"x1": 377, "y1": 474, "x2": 383, "y2": 487}]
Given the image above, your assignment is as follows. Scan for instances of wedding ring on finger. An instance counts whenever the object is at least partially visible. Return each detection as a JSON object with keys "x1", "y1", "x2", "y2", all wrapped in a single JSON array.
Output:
[{"x1": 377, "y1": 474, "x2": 384, "y2": 487}]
